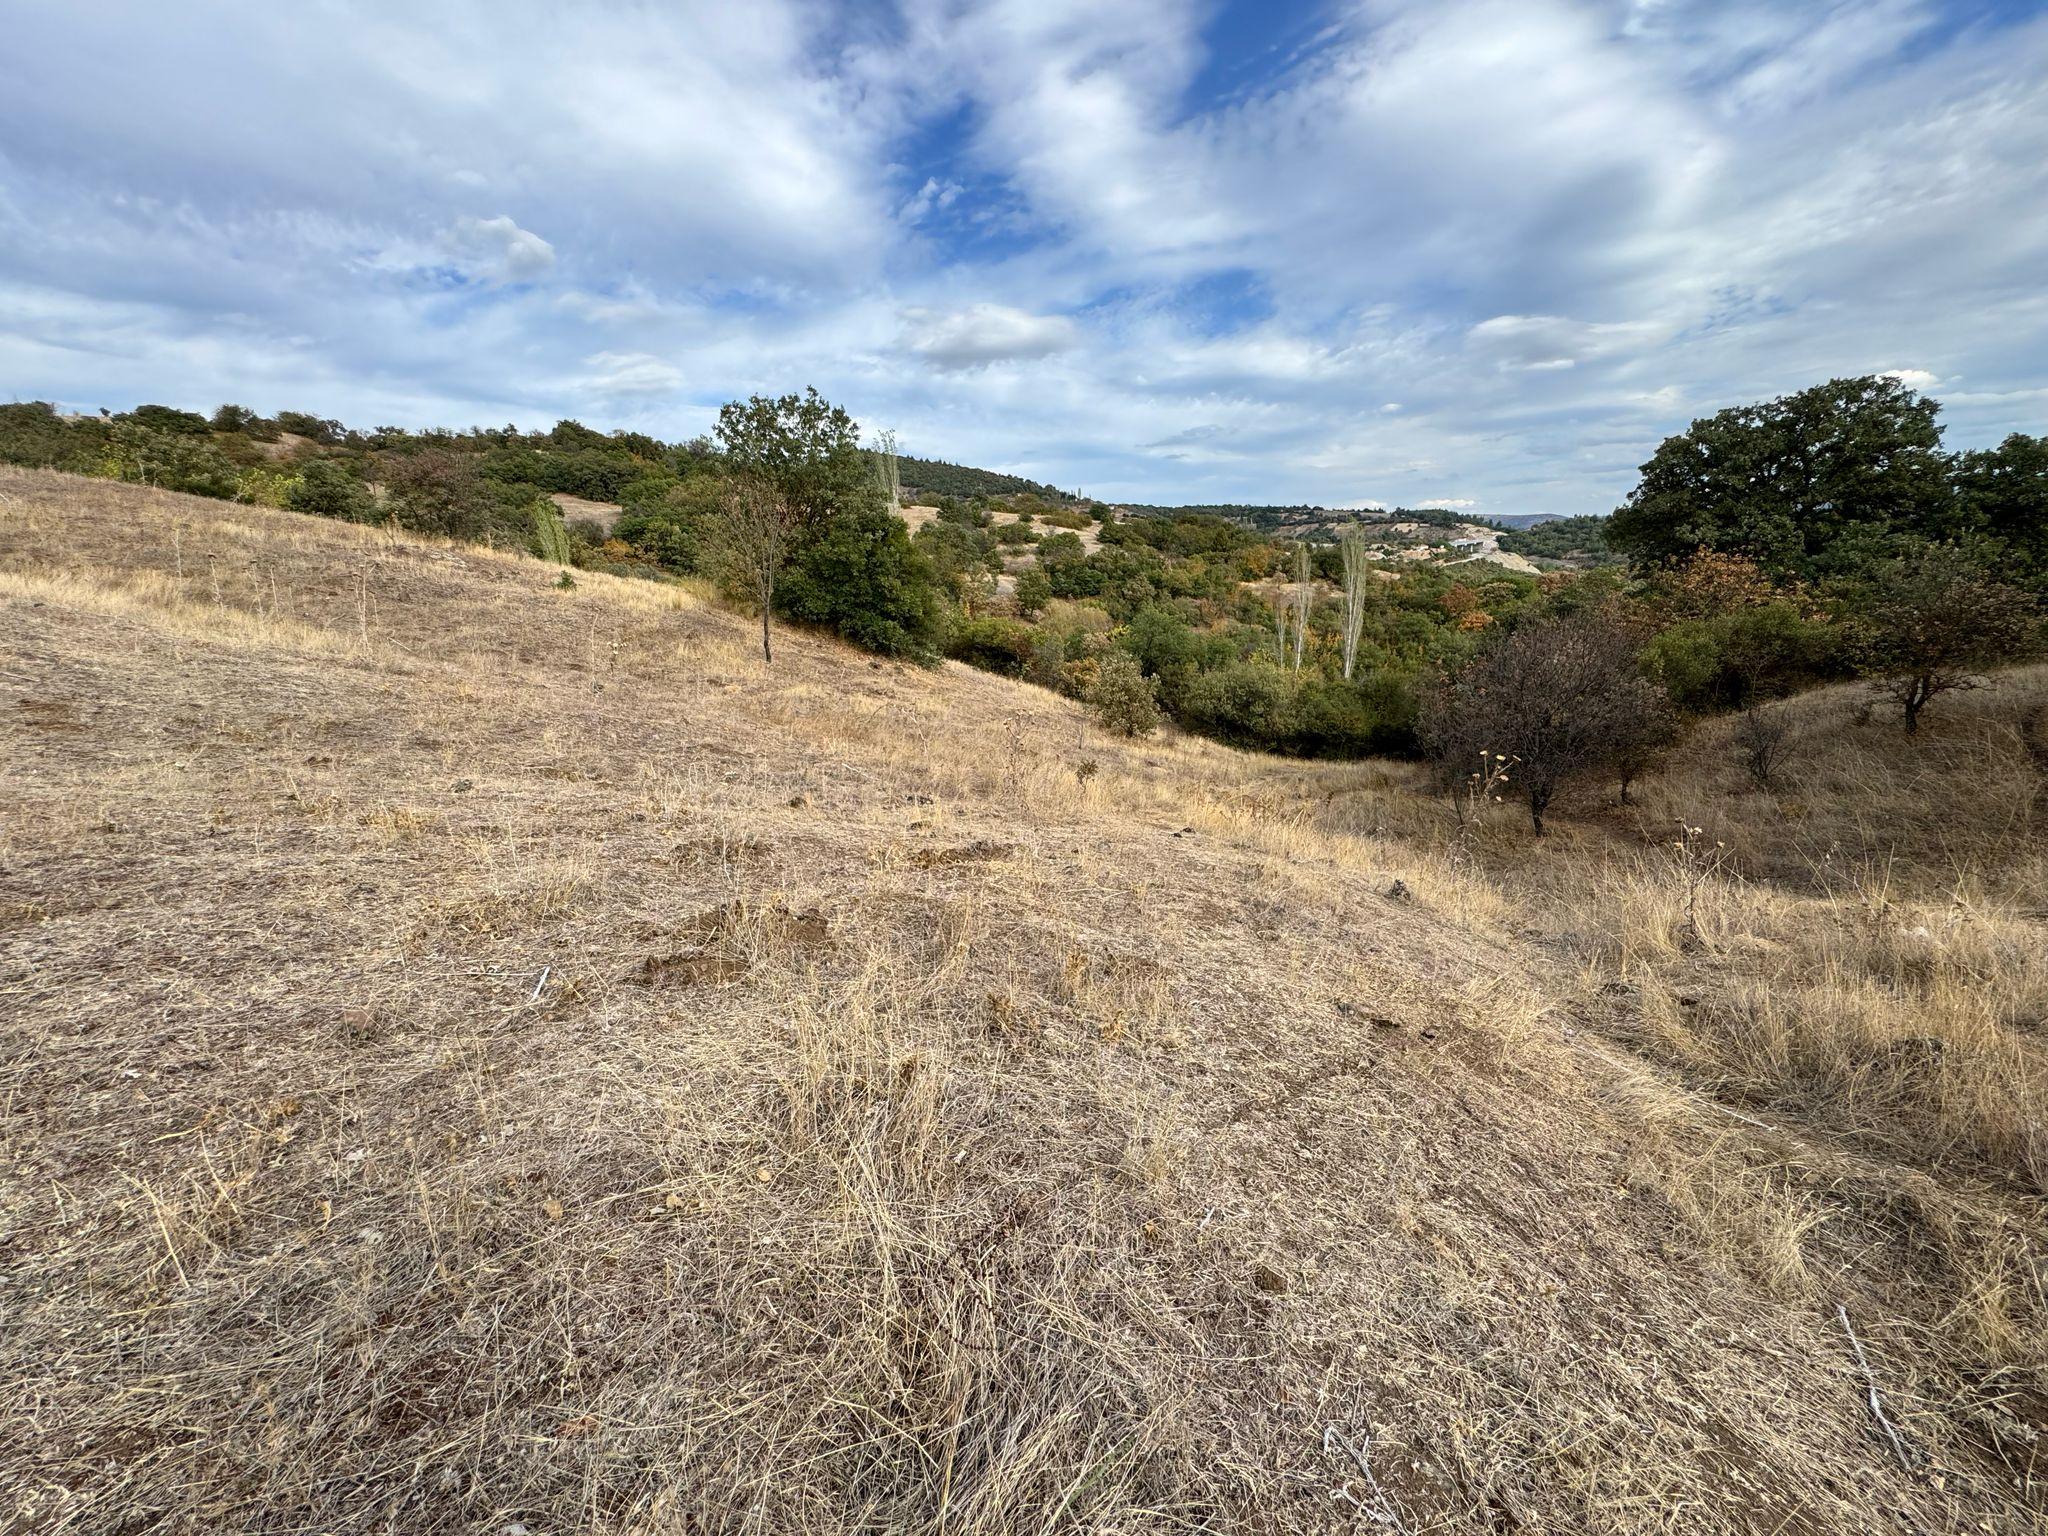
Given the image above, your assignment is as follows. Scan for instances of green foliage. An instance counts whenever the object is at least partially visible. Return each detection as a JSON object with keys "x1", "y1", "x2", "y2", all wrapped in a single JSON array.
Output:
[
  {"x1": 947, "y1": 615, "x2": 1039, "y2": 674},
  {"x1": 210, "y1": 404, "x2": 278, "y2": 439},
  {"x1": 777, "y1": 504, "x2": 945, "y2": 661},
  {"x1": 716, "y1": 387, "x2": 873, "y2": 526},
  {"x1": 1642, "y1": 602, "x2": 1842, "y2": 712},
  {"x1": 1013, "y1": 566, "x2": 1052, "y2": 618},
  {"x1": 1854, "y1": 545, "x2": 2042, "y2": 731},
  {"x1": 119, "y1": 403, "x2": 212, "y2": 437},
  {"x1": 0, "y1": 402, "x2": 108, "y2": 472},
  {"x1": 895, "y1": 455, "x2": 1076, "y2": 503},
  {"x1": 1498, "y1": 514, "x2": 1613, "y2": 563},
  {"x1": 1952, "y1": 433, "x2": 2048, "y2": 591},
  {"x1": 285, "y1": 459, "x2": 377, "y2": 523},
  {"x1": 1089, "y1": 651, "x2": 1160, "y2": 737},
  {"x1": 273, "y1": 411, "x2": 346, "y2": 445},
  {"x1": 614, "y1": 476, "x2": 723, "y2": 572},
  {"x1": 105, "y1": 423, "x2": 240, "y2": 497},
  {"x1": 530, "y1": 498, "x2": 573, "y2": 565},
  {"x1": 1608, "y1": 375, "x2": 1952, "y2": 580},
  {"x1": 234, "y1": 467, "x2": 297, "y2": 508}
]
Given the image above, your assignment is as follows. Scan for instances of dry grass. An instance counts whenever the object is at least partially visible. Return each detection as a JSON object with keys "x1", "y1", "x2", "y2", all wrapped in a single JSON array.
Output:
[{"x1": 3, "y1": 466, "x2": 2046, "y2": 1533}]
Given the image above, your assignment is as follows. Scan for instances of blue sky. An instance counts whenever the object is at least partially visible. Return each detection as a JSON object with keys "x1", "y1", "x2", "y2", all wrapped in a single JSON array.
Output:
[{"x1": 2, "y1": 0, "x2": 2044, "y2": 515}]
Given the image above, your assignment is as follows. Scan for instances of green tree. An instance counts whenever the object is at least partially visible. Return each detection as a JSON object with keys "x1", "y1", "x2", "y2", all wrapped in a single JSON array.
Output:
[
  {"x1": 1607, "y1": 375, "x2": 1954, "y2": 580},
  {"x1": 714, "y1": 387, "x2": 871, "y2": 527},
  {"x1": 1952, "y1": 433, "x2": 2048, "y2": 591},
  {"x1": 1089, "y1": 650, "x2": 1160, "y2": 737},
  {"x1": 777, "y1": 504, "x2": 944, "y2": 661},
  {"x1": 1858, "y1": 546, "x2": 2041, "y2": 733},
  {"x1": 1013, "y1": 566, "x2": 1052, "y2": 618}
]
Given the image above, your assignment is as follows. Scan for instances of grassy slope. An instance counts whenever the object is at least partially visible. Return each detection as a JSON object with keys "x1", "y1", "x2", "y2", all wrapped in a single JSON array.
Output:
[{"x1": 2, "y1": 466, "x2": 2043, "y2": 1534}]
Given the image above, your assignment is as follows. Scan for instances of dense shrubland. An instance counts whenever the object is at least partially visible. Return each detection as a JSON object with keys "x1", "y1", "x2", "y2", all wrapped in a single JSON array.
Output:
[{"x1": 4, "y1": 372, "x2": 2040, "y2": 794}]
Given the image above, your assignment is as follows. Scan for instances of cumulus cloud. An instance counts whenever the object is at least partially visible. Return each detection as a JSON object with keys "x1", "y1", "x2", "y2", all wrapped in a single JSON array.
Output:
[
  {"x1": 1417, "y1": 498, "x2": 1478, "y2": 511},
  {"x1": 0, "y1": 0, "x2": 2044, "y2": 514},
  {"x1": 902, "y1": 304, "x2": 1078, "y2": 371},
  {"x1": 445, "y1": 215, "x2": 556, "y2": 282},
  {"x1": 1881, "y1": 368, "x2": 1940, "y2": 391}
]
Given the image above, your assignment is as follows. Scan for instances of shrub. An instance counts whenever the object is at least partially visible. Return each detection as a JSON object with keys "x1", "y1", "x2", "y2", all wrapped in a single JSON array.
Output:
[
  {"x1": 778, "y1": 505, "x2": 945, "y2": 661},
  {"x1": 947, "y1": 616, "x2": 1038, "y2": 675},
  {"x1": 1857, "y1": 546, "x2": 2042, "y2": 732},
  {"x1": 1182, "y1": 661, "x2": 1297, "y2": 747},
  {"x1": 1089, "y1": 651, "x2": 1160, "y2": 737},
  {"x1": 1733, "y1": 704, "x2": 1797, "y2": 791},
  {"x1": 1421, "y1": 613, "x2": 1671, "y2": 834},
  {"x1": 285, "y1": 459, "x2": 377, "y2": 523}
]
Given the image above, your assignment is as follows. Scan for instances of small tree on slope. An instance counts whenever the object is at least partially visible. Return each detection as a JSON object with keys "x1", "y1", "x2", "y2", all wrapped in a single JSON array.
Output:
[
  {"x1": 706, "y1": 478, "x2": 800, "y2": 664},
  {"x1": 1421, "y1": 614, "x2": 1668, "y2": 835},
  {"x1": 1861, "y1": 546, "x2": 2040, "y2": 733}
]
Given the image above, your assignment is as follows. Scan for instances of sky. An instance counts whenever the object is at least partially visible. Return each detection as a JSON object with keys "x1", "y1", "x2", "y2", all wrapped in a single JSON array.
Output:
[{"x1": 2, "y1": 0, "x2": 2045, "y2": 516}]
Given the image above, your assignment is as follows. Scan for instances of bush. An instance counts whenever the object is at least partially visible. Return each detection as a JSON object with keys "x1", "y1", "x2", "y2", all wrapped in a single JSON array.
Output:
[
  {"x1": 1421, "y1": 613, "x2": 1671, "y2": 834},
  {"x1": 285, "y1": 459, "x2": 378, "y2": 523},
  {"x1": 1182, "y1": 661, "x2": 1297, "y2": 747},
  {"x1": 947, "y1": 616, "x2": 1038, "y2": 675},
  {"x1": 1089, "y1": 651, "x2": 1160, "y2": 737},
  {"x1": 778, "y1": 505, "x2": 945, "y2": 661},
  {"x1": 615, "y1": 477, "x2": 723, "y2": 572}
]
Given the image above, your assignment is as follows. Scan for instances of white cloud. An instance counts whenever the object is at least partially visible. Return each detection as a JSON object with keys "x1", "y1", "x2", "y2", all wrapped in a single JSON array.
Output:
[
  {"x1": 577, "y1": 350, "x2": 684, "y2": 397},
  {"x1": 901, "y1": 177, "x2": 963, "y2": 222},
  {"x1": 0, "y1": 0, "x2": 2045, "y2": 516},
  {"x1": 1417, "y1": 497, "x2": 1478, "y2": 510},
  {"x1": 902, "y1": 304, "x2": 1078, "y2": 371},
  {"x1": 445, "y1": 215, "x2": 555, "y2": 282},
  {"x1": 1880, "y1": 368, "x2": 1940, "y2": 391}
]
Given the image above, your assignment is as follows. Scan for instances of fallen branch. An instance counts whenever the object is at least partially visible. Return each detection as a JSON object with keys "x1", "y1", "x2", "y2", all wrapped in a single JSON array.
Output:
[
  {"x1": 1836, "y1": 1304, "x2": 1912, "y2": 1468},
  {"x1": 1323, "y1": 1424, "x2": 1411, "y2": 1532}
]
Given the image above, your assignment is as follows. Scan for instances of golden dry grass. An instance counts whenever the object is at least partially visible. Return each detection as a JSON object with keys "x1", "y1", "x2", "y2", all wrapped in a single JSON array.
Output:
[{"x1": 3, "y1": 466, "x2": 2045, "y2": 1533}]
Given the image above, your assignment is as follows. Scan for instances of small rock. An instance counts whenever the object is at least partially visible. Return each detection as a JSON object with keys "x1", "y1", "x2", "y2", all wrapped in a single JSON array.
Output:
[
  {"x1": 451, "y1": 778, "x2": 473, "y2": 793},
  {"x1": 1252, "y1": 1262, "x2": 1289, "y2": 1294}
]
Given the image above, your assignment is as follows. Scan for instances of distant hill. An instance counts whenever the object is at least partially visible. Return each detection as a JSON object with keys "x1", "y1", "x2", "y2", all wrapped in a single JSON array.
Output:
[
  {"x1": 896, "y1": 454, "x2": 1080, "y2": 504},
  {"x1": 1117, "y1": 503, "x2": 1498, "y2": 539}
]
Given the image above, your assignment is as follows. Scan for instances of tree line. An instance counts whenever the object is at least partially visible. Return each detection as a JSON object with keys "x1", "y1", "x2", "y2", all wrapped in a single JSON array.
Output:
[{"x1": 2, "y1": 373, "x2": 2041, "y2": 824}]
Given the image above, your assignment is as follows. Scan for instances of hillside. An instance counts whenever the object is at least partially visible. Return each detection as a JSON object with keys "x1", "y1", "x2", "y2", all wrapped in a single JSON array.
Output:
[{"x1": 3, "y1": 467, "x2": 2045, "y2": 1533}]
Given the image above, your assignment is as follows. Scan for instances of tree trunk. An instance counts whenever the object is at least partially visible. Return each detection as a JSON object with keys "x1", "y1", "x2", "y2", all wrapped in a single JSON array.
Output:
[{"x1": 760, "y1": 585, "x2": 774, "y2": 665}]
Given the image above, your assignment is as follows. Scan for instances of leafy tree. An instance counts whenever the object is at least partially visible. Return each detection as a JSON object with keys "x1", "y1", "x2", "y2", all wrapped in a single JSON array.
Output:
[
  {"x1": 715, "y1": 387, "x2": 871, "y2": 527},
  {"x1": 614, "y1": 476, "x2": 724, "y2": 572},
  {"x1": 1952, "y1": 433, "x2": 2048, "y2": 590},
  {"x1": 1013, "y1": 566, "x2": 1052, "y2": 618},
  {"x1": 273, "y1": 410, "x2": 346, "y2": 445},
  {"x1": 105, "y1": 423, "x2": 239, "y2": 497},
  {"x1": 1858, "y1": 546, "x2": 2040, "y2": 733},
  {"x1": 0, "y1": 402, "x2": 107, "y2": 471},
  {"x1": 119, "y1": 403, "x2": 212, "y2": 437},
  {"x1": 1608, "y1": 375, "x2": 1954, "y2": 580},
  {"x1": 777, "y1": 504, "x2": 944, "y2": 661},
  {"x1": 210, "y1": 404, "x2": 277, "y2": 438},
  {"x1": 1089, "y1": 650, "x2": 1160, "y2": 737},
  {"x1": 380, "y1": 449, "x2": 510, "y2": 540},
  {"x1": 1421, "y1": 614, "x2": 1671, "y2": 834}
]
